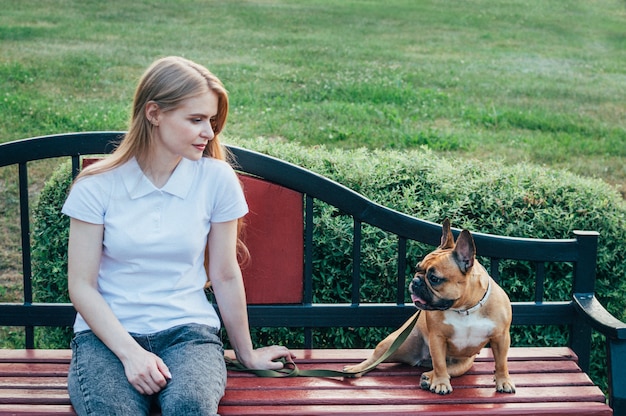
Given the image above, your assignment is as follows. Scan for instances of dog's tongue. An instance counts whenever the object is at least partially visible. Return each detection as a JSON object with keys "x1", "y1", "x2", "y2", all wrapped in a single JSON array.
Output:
[{"x1": 411, "y1": 294, "x2": 427, "y2": 305}]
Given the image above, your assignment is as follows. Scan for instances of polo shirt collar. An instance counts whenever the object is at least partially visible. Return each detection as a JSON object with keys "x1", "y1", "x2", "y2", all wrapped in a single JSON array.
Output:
[{"x1": 123, "y1": 157, "x2": 194, "y2": 200}]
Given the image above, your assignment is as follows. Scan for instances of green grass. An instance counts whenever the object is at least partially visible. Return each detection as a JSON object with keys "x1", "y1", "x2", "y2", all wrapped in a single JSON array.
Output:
[{"x1": 1, "y1": 0, "x2": 625, "y2": 187}]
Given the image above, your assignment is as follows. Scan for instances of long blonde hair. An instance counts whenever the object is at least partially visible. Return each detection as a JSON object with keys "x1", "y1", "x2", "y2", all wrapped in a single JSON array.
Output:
[{"x1": 78, "y1": 56, "x2": 249, "y2": 269}]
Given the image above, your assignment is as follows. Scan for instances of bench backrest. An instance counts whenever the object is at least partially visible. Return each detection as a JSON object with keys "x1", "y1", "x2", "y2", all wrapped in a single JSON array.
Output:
[{"x1": 0, "y1": 132, "x2": 599, "y2": 371}]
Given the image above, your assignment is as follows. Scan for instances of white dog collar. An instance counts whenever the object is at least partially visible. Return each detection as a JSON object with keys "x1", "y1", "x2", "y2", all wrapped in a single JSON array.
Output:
[{"x1": 451, "y1": 278, "x2": 492, "y2": 315}]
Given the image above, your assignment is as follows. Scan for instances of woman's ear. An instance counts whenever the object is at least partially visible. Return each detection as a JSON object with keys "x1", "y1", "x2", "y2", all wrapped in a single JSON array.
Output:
[{"x1": 145, "y1": 101, "x2": 161, "y2": 126}]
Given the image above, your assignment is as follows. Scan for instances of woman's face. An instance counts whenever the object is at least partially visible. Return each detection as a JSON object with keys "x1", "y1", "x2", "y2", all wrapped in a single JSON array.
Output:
[{"x1": 150, "y1": 91, "x2": 219, "y2": 162}]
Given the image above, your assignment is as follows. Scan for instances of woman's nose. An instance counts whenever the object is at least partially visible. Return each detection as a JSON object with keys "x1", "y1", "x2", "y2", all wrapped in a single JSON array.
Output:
[{"x1": 201, "y1": 122, "x2": 215, "y2": 140}]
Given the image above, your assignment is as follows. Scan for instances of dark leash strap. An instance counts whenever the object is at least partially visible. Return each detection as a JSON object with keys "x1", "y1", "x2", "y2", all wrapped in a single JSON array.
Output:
[{"x1": 225, "y1": 310, "x2": 421, "y2": 378}]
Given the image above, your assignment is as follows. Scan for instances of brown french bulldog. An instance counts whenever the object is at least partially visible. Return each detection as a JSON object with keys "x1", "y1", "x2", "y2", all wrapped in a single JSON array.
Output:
[{"x1": 345, "y1": 219, "x2": 516, "y2": 395}]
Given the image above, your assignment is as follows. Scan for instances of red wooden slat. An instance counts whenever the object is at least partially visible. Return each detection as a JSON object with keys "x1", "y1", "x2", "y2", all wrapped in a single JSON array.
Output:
[
  {"x1": 0, "y1": 348, "x2": 612, "y2": 416},
  {"x1": 0, "y1": 388, "x2": 70, "y2": 405},
  {"x1": 0, "y1": 377, "x2": 67, "y2": 389},
  {"x1": 0, "y1": 363, "x2": 69, "y2": 377},
  {"x1": 475, "y1": 346, "x2": 577, "y2": 362},
  {"x1": 0, "y1": 350, "x2": 71, "y2": 364},
  {"x1": 0, "y1": 404, "x2": 76, "y2": 415},
  {"x1": 218, "y1": 402, "x2": 612, "y2": 416},
  {"x1": 219, "y1": 385, "x2": 607, "y2": 407},
  {"x1": 225, "y1": 372, "x2": 595, "y2": 390},
  {"x1": 225, "y1": 359, "x2": 583, "y2": 380},
  {"x1": 467, "y1": 359, "x2": 582, "y2": 375},
  {"x1": 236, "y1": 347, "x2": 577, "y2": 364}
]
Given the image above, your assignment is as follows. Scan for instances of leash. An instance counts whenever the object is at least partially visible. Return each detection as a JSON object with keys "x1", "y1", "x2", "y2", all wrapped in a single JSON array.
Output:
[{"x1": 225, "y1": 310, "x2": 421, "y2": 378}]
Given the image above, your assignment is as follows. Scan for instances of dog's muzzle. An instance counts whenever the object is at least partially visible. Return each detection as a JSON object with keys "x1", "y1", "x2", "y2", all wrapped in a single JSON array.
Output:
[{"x1": 409, "y1": 278, "x2": 454, "y2": 311}]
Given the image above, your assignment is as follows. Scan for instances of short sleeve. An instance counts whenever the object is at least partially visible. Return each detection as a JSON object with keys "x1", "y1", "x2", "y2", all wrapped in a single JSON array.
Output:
[
  {"x1": 209, "y1": 161, "x2": 248, "y2": 223},
  {"x1": 61, "y1": 175, "x2": 110, "y2": 224}
]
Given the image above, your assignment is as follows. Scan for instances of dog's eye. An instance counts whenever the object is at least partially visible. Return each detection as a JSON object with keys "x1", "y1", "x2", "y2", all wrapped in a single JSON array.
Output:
[{"x1": 428, "y1": 272, "x2": 443, "y2": 285}]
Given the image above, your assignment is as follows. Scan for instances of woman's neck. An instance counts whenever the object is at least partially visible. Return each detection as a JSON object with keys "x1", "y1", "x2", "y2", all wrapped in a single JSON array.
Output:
[{"x1": 137, "y1": 153, "x2": 182, "y2": 189}]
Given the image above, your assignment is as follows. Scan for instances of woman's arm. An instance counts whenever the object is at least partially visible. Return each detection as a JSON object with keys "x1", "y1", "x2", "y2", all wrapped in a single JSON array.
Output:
[
  {"x1": 208, "y1": 220, "x2": 294, "y2": 368},
  {"x1": 67, "y1": 218, "x2": 171, "y2": 394}
]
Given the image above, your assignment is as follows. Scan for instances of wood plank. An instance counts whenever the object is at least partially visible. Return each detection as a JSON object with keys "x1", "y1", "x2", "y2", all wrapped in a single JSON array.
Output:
[
  {"x1": 218, "y1": 402, "x2": 612, "y2": 416},
  {"x1": 253, "y1": 359, "x2": 584, "y2": 375},
  {"x1": 475, "y1": 346, "x2": 577, "y2": 362},
  {"x1": 0, "y1": 404, "x2": 76, "y2": 416},
  {"x1": 0, "y1": 350, "x2": 71, "y2": 363},
  {"x1": 225, "y1": 346, "x2": 577, "y2": 363},
  {"x1": 0, "y1": 377, "x2": 67, "y2": 389},
  {"x1": 0, "y1": 363, "x2": 69, "y2": 377},
  {"x1": 0, "y1": 404, "x2": 162, "y2": 416},
  {"x1": 225, "y1": 372, "x2": 595, "y2": 390},
  {"x1": 0, "y1": 347, "x2": 611, "y2": 416},
  {"x1": 0, "y1": 388, "x2": 70, "y2": 405},
  {"x1": 219, "y1": 386, "x2": 607, "y2": 406}
]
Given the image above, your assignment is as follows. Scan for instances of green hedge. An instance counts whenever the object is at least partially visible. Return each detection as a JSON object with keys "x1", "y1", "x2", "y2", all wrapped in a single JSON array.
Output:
[{"x1": 32, "y1": 138, "x2": 626, "y2": 392}]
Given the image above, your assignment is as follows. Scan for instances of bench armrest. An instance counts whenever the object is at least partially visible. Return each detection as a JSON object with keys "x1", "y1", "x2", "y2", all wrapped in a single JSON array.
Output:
[
  {"x1": 574, "y1": 293, "x2": 626, "y2": 415},
  {"x1": 573, "y1": 293, "x2": 626, "y2": 340}
]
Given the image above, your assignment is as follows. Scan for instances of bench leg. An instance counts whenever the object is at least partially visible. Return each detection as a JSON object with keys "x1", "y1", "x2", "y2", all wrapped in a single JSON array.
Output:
[{"x1": 608, "y1": 337, "x2": 626, "y2": 416}]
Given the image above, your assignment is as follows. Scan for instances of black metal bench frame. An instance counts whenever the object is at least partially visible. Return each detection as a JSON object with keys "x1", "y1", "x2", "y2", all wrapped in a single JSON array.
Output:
[{"x1": 1, "y1": 132, "x2": 625, "y2": 414}]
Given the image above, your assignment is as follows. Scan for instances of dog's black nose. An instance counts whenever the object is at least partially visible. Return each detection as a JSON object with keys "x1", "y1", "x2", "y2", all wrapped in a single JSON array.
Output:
[{"x1": 411, "y1": 277, "x2": 424, "y2": 289}]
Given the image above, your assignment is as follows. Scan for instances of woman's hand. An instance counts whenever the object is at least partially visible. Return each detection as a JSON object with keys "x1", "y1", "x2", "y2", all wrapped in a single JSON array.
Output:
[
  {"x1": 238, "y1": 345, "x2": 296, "y2": 370},
  {"x1": 121, "y1": 348, "x2": 172, "y2": 395}
]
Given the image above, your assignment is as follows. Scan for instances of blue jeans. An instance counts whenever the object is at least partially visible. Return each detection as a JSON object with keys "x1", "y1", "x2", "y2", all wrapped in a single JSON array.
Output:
[{"x1": 68, "y1": 323, "x2": 226, "y2": 416}]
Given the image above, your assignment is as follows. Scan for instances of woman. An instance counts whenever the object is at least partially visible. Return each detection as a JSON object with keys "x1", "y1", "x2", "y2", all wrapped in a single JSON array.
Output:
[{"x1": 62, "y1": 56, "x2": 294, "y2": 415}]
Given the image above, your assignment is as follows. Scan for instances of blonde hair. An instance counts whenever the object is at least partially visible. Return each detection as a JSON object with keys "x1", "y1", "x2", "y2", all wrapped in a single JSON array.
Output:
[{"x1": 78, "y1": 56, "x2": 249, "y2": 270}]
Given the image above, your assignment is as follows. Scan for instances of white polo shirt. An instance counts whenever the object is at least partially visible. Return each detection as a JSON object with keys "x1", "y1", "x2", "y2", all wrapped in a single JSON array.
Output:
[{"x1": 62, "y1": 156, "x2": 248, "y2": 334}]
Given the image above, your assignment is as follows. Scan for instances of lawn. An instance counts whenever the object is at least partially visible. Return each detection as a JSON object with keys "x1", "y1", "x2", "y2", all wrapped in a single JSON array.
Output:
[{"x1": 1, "y1": 0, "x2": 625, "y2": 184}]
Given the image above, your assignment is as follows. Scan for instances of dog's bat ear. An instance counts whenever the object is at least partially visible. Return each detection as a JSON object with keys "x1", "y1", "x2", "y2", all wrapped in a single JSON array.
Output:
[
  {"x1": 439, "y1": 218, "x2": 455, "y2": 249},
  {"x1": 453, "y1": 230, "x2": 475, "y2": 273}
]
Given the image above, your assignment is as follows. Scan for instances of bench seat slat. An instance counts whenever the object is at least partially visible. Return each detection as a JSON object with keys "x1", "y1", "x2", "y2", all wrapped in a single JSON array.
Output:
[
  {"x1": 218, "y1": 402, "x2": 613, "y2": 416},
  {"x1": 0, "y1": 348, "x2": 611, "y2": 416},
  {"x1": 0, "y1": 388, "x2": 70, "y2": 404},
  {"x1": 0, "y1": 363, "x2": 69, "y2": 377},
  {"x1": 249, "y1": 359, "x2": 584, "y2": 375},
  {"x1": 0, "y1": 386, "x2": 608, "y2": 411},
  {"x1": 0, "y1": 350, "x2": 71, "y2": 363},
  {"x1": 0, "y1": 377, "x2": 67, "y2": 388},
  {"x1": 220, "y1": 385, "x2": 607, "y2": 405},
  {"x1": 0, "y1": 405, "x2": 76, "y2": 416},
  {"x1": 0, "y1": 402, "x2": 611, "y2": 416},
  {"x1": 261, "y1": 347, "x2": 577, "y2": 363},
  {"x1": 226, "y1": 372, "x2": 596, "y2": 389}
]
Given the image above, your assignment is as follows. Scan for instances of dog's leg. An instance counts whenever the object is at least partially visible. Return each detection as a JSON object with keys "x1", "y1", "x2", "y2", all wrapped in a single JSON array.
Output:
[
  {"x1": 446, "y1": 356, "x2": 475, "y2": 378},
  {"x1": 490, "y1": 332, "x2": 516, "y2": 393},
  {"x1": 421, "y1": 334, "x2": 453, "y2": 394}
]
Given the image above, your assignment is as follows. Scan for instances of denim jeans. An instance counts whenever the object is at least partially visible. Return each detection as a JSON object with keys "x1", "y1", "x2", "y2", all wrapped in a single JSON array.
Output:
[{"x1": 68, "y1": 323, "x2": 226, "y2": 416}]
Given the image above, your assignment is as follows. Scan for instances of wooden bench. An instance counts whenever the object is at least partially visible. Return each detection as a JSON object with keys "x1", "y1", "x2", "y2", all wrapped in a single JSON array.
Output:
[{"x1": 1, "y1": 132, "x2": 625, "y2": 416}]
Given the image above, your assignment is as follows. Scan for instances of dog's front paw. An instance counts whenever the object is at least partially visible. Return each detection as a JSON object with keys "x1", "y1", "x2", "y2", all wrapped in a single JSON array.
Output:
[
  {"x1": 495, "y1": 377, "x2": 516, "y2": 393},
  {"x1": 420, "y1": 371, "x2": 453, "y2": 394},
  {"x1": 420, "y1": 372, "x2": 432, "y2": 390}
]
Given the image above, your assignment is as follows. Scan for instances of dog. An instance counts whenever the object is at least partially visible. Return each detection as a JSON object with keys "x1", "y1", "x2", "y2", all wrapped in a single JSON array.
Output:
[{"x1": 344, "y1": 219, "x2": 516, "y2": 395}]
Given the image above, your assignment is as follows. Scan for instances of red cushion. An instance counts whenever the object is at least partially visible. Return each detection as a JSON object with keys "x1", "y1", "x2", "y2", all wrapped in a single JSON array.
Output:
[{"x1": 238, "y1": 174, "x2": 304, "y2": 304}]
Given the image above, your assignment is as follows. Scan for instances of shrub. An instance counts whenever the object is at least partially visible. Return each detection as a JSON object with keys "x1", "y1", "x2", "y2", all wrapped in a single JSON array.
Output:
[
  {"x1": 31, "y1": 161, "x2": 73, "y2": 348},
  {"x1": 32, "y1": 138, "x2": 626, "y2": 393}
]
